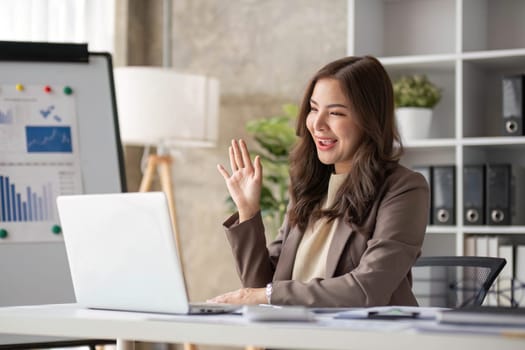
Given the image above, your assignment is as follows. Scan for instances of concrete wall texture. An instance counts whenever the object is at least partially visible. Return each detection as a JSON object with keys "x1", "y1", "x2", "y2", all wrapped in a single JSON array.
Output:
[{"x1": 121, "y1": 0, "x2": 348, "y2": 305}]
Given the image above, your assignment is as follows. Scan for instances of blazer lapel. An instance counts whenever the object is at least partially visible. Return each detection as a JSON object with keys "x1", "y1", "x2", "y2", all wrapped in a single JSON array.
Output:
[
  {"x1": 273, "y1": 226, "x2": 304, "y2": 280},
  {"x1": 325, "y1": 219, "x2": 355, "y2": 277}
]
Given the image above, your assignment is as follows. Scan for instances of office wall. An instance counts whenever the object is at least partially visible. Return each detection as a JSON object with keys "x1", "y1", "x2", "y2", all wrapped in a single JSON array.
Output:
[{"x1": 117, "y1": 0, "x2": 347, "y2": 303}]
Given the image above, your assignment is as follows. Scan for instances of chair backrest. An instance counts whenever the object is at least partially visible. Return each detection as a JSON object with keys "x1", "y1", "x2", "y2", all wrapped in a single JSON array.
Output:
[{"x1": 412, "y1": 256, "x2": 506, "y2": 308}]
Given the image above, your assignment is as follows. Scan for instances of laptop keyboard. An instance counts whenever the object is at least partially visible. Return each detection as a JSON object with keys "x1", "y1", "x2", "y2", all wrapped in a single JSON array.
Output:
[{"x1": 189, "y1": 302, "x2": 240, "y2": 314}]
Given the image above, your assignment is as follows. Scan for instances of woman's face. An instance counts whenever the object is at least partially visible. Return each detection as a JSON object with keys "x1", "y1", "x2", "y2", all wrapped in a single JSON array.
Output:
[{"x1": 306, "y1": 78, "x2": 364, "y2": 174}]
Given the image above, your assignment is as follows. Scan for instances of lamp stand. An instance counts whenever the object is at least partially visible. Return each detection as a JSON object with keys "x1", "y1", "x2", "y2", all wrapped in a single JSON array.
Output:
[
  {"x1": 139, "y1": 153, "x2": 197, "y2": 350},
  {"x1": 139, "y1": 153, "x2": 185, "y2": 276}
]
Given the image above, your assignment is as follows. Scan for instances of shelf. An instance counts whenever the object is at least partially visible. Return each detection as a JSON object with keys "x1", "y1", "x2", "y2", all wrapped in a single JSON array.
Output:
[
  {"x1": 462, "y1": 48, "x2": 525, "y2": 65},
  {"x1": 350, "y1": 0, "x2": 525, "y2": 257},
  {"x1": 462, "y1": 137, "x2": 525, "y2": 147},
  {"x1": 380, "y1": 54, "x2": 456, "y2": 69},
  {"x1": 401, "y1": 147, "x2": 455, "y2": 168},
  {"x1": 404, "y1": 138, "x2": 457, "y2": 148},
  {"x1": 463, "y1": 146, "x2": 525, "y2": 171},
  {"x1": 462, "y1": 226, "x2": 525, "y2": 235},
  {"x1": 462, "y1": 56, "x2": 525, "y2": 138},
  {"x1": 403, "y1": 137, "x2": 525, "y2": 147},
  {"x1": 426, "y1": 226, "x2": 459, "y2": 234},
  {"x1": 350, "y1": 0, "x2": 456, "y2": 57},
  {"x1": 462, "y1": 0, "x2": 525, "y2": 52}
]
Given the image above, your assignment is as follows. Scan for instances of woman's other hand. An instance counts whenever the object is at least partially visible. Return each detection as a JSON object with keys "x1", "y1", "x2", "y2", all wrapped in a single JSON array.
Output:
[
  {"x1": 207, "y1": 287, "x2": 266, "y2": 305},
  {"x1": 217, "y1": 139, "x2": 262, "y2": 222}
]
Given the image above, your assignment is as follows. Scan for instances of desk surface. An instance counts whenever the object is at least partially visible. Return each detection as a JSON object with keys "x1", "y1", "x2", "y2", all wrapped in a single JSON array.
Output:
[{"x1": 0, "y1": 303, "x2": 523, "y2": 350}]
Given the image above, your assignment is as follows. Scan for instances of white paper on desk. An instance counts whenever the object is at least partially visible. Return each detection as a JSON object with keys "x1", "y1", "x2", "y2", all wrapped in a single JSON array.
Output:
[
  {"x1": 411, "y1": 321, "x2": 525, "y2": 336},
  {"x1": 318, "y1": 317, "x2": 416, "y2": 332},
  {"x1": 335, "y1": 306, "x2": 449, "y2": 320}
]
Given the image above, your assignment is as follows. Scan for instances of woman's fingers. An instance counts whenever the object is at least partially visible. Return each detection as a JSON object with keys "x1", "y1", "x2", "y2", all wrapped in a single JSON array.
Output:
[
  {"x1": 254, "y1": 155, "x2": 262, "y2": 179},
  {"x1": 231, "y1": 139, "x2": 244, "y2": 169},
  {"x1": 228, "y1": 146, "x2": 237, "y2": 172},
  {"x1": 207, "y1": 291, "x2": 231, "y2": 304},
  {"x1": 206, "y1": 288, "x2": 265, "y2": 305},
  {"x1": 239, "y1": 139, "x2": 253, "y2": 171},
  {"x1": 225, "y1": 139, "x2": 258, "y2": 178},
  {"x1": 216, "y1": 164, "x2": 230, "y2": 180}
]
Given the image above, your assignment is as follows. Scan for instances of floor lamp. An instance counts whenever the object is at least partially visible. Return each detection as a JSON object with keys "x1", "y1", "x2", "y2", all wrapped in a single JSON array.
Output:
[{"x1": 114, "y1": 66, "x2": 219, "y2": 301}]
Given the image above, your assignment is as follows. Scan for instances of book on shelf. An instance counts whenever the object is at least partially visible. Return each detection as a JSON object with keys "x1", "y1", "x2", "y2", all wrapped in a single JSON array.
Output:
[
  {"x1": 486, "y1": 236, "x2": 500, "y2": 306},
  {"x1": 498, "y1": 244, "x2": 514, "y2": 307},
  {"x1": 464, "y1": 234, "x2": 525, "y2": 307},
  {"x1": 464, "y1": 236, "x2": 476, "y2": 256},
  {"x1": 465, "y1": 235, "x2": 499, "y2": 306},
  {"x1": 476, "y1": 235, "x2": 489, "y2": 257},
  {"x1": 516, "y1": 244, "x2": 525, "y2": 307}
]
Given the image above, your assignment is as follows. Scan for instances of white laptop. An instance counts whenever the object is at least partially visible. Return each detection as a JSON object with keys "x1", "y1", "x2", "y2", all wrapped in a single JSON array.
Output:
[{"x1": 57, "y1": 191, "x2": 239, "y2": 315}]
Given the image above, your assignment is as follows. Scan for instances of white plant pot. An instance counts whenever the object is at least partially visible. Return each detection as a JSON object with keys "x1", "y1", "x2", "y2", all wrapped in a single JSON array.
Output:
[{"x1": 395, "y1": 107, "x2": 433, "y2": 141}]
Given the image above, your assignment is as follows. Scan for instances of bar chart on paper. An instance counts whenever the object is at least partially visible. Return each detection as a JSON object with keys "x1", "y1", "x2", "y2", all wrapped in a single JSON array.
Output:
[
  {"x1": 0, "y1": 163, "x2": 81, "y2": 242},
  {"x1": 0, "y1": 175, "x2": 54, "y2": 223}
]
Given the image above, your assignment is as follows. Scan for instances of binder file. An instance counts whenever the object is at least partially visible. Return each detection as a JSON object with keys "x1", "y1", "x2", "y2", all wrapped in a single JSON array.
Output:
[
  {"x1": 413, "y1": 166, "x2": 433, "y2": 225},
  {"x1": 511, "y1": 166, "x2": 525, "y2": 225},
  {"x1": 463, "y1": 165, "x2": 485, "y2": 225},
  {"x1": 432, "y1": 166, "x2": 455, "y2": 225},
  {"x1": 486, "y1": 164, "x2": 511, "y2": 225},
  {"x1": 502, "y1": 75, "x2": 524, "y2": 136}
]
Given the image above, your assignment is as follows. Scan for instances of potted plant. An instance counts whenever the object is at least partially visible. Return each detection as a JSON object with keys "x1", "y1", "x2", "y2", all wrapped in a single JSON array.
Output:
[{"x1": 393, "y1": 74, "x2": 442, "y2": 141}]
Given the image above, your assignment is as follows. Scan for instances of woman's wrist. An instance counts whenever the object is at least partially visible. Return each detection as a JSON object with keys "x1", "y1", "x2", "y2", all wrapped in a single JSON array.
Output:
[{"x1": 238, "y1": 207, "x2": 260, "y2": 223}]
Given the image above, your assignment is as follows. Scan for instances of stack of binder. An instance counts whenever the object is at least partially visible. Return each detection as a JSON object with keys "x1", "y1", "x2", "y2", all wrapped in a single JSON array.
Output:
[{"x1": 413, "y1": 164, "x2": 525, "y2": 226}]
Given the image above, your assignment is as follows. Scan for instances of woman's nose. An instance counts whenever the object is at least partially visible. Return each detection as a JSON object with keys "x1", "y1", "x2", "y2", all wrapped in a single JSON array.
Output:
[{"x1": 312, "y1": 110, "x2": 327, "y2": 131}]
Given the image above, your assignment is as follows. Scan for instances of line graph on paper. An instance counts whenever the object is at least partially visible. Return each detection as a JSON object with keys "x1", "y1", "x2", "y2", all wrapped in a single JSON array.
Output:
[
  {"x1": 26, "y1": 126, "x2": 73, "y2": 153},
  {"x1": 0, "y1": 84, "x2": 79, "y2": 158}
]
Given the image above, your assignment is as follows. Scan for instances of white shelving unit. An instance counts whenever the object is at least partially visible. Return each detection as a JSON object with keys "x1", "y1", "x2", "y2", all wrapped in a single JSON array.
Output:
[{"x1": 348, "y1": 0, "x2": 525, "y2": 257}]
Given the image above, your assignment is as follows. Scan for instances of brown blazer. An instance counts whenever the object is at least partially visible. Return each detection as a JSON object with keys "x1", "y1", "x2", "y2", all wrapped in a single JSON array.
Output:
[{"x1": 223, "y1": 164, "x2": 429, "y2": 307}]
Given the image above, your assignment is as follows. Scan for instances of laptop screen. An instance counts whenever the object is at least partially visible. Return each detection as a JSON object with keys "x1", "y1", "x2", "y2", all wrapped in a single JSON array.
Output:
[{"x1": 57, "y1": 192, "x2": 191, "y2": 314}]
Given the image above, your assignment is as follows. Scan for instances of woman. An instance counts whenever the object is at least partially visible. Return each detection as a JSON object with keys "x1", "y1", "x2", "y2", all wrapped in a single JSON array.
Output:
[{"x1": 209, "y1": 56, "x2": 429, "y2": 307}]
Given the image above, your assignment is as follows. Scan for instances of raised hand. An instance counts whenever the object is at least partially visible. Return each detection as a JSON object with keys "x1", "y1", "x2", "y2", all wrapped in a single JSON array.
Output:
[{"x1": 217, "y1": 139, "x2": 262, "y2": 222}]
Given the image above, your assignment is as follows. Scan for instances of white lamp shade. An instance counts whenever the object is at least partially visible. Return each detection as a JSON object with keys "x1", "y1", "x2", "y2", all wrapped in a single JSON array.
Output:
[{"x1": 114, "y1": 67, "x2": 219, "y2": 148}]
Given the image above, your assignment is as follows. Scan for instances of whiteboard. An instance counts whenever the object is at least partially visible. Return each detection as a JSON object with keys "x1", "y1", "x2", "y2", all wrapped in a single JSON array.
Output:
[{"x1": 0, "y1": 45, "x2": 126, "y2": 346}]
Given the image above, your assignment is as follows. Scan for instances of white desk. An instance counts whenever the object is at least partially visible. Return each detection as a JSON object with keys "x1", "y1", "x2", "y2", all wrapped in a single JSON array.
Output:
[{"x1": 0, "y1": 303, "x2": 523, "y2": 350}]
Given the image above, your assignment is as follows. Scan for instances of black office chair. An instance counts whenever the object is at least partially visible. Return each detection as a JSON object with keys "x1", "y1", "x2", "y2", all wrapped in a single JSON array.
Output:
[{"x1": 412, "y1": 256, "x2": 506, "y2": 308}]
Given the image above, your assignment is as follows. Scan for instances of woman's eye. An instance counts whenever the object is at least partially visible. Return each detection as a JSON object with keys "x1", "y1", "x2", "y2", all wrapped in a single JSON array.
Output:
[
  {"x1": 309, "y1": 107, "x2": 318, "y2": 112},
  {"x1": 330, "y1": 111, "x2": 345, "y2": 116}
]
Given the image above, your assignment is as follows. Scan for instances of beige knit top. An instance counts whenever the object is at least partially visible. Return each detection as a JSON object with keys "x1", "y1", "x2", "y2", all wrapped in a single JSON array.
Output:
[{"x1": 292, "y1": 173, "x2": 347, "y2": 283}]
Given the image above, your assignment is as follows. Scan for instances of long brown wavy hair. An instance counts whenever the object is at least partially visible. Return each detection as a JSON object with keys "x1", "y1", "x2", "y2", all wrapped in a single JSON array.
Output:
[{"x1": 288, "y1": 56, "x2": 403, "y2": 231}]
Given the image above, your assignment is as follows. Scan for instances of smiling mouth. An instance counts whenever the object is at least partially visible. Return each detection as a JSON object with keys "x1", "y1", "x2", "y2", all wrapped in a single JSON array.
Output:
[
  {"x1": 318, "y1": 139, "x2": 336, "y2": 146},
  {"x1": 316, "y1": 137, "x2": 337, "y2": 149}
]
